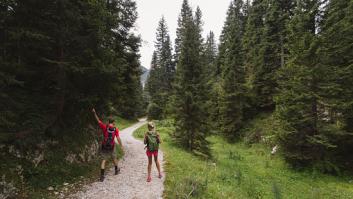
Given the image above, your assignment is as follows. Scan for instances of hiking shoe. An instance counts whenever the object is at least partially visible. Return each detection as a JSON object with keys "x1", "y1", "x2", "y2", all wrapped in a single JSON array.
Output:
[
  {"x1": 158, "y1": 173, "x2": 162, "y2": 179},
  {"x1": 115, "y1": 168, "x2": 120, "y2": 175},
  {"x1": 100, "y1": 175, "x2": 105, "y2": 182},
  {"x1": 147, "y1": 176, "x2": 151, "y2": 182}
]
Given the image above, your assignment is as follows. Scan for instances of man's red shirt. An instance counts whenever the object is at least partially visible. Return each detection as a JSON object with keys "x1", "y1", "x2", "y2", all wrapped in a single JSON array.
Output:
[{"x1": 98, "y1": 120, "x2": 119, "y2": 146}]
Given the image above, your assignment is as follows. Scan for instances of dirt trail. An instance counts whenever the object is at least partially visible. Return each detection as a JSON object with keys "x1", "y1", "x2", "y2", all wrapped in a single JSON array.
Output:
[{"x1": 68, "y1": 119, "x2": 165, "y2": 199}]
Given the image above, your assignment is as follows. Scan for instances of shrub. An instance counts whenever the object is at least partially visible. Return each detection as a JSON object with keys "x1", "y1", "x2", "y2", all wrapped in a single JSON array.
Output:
[{"x1": 147, "y1": 102, "x2": 163, "y2": 120}]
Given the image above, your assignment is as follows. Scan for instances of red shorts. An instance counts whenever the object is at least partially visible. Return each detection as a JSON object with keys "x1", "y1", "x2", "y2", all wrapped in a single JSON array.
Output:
[{"x1": 146, "y1": 150, "x2": 158, "y2": 157}]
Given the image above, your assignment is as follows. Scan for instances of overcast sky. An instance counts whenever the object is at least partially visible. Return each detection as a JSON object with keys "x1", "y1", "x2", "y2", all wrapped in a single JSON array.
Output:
[{"x1": 134, "y1": 0, "x2": 231, "y2": 69}]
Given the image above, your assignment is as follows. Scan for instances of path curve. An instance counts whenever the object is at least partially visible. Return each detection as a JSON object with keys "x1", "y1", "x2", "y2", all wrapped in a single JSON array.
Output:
[{"x1": 69, "y1": 119, "x2": 165, "y2": 199}]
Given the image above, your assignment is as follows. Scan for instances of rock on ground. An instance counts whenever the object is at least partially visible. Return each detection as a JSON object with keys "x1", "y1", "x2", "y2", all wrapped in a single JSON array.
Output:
[{"x1": 67, "y1": 119, "x2": 165, "y2": 199}]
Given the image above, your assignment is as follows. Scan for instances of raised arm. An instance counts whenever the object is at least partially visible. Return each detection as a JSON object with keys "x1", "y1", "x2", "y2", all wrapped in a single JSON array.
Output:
[{"x1": 92, "y1": 108, "x2": 100, "y2": 123}]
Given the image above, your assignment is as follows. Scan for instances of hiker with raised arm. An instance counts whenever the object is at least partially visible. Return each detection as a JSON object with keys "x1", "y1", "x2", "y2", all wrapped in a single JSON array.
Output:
[
  {"x1": 92, "y1": 108, "x2": 123, "y2": 182},
  {"x1": 144, "y1": 122, "x2": 162, "y2": 182}
]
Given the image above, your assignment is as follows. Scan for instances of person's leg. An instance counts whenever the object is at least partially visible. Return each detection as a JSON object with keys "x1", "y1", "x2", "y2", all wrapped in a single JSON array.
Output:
[
  {"x1": 113, "y1": 157, "x2": 120, "y2": 175},
  {"x1": 101, "y1": 159, "x2": 106, "y2": 169},
  {"x1": 112, "y1": 146, "x2": 120, "y2": 174},
  {"x1": 147, "y1": 155, "x2": 152, "y2": 182},
  {"x1": 153, "y1": 154, "x2": 162, "y2": 178},
  {"x1": 100, "y1": 159, "x2": 106, "y2": 182}
]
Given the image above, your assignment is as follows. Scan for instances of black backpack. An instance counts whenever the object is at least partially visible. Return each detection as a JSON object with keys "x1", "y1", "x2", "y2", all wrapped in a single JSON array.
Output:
[{"x1": 102, "y1": 125, "x2": 116, "y2": 150}]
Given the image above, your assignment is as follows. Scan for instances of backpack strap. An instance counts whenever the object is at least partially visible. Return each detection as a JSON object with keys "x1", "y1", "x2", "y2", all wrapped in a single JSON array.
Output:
[{"x1": 145, "y1": 131, "x2": 154, "y2": 145}]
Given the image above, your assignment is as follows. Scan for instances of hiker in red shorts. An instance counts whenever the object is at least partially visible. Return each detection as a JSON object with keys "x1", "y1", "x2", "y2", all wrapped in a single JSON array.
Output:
[
  {"x1": 144, "y1": 122, "x2": 162, "y2": 182},
  {"x1": 92, "y1": 108, "x2": 123, "y2": 182}
]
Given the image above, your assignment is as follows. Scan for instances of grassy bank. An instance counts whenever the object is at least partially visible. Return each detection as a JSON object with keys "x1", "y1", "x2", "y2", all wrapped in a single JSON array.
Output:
[
  {"x1": 133, "y1": 119, "x2": 353, "y2": 199},
  {"x1": 0, "y1": 116, "x2": 136, "y2": 198},
  {"x1": 116, "y1": 116, "x2": 137, "y2": 130}
]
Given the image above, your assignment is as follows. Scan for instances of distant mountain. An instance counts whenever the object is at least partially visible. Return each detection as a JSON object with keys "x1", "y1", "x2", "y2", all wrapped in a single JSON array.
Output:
[{"x1": 140, "y1": 65, "x2": 149, "y2": 87}]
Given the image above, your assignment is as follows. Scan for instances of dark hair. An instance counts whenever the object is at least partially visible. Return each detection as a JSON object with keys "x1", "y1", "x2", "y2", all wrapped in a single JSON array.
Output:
[{"x1": 108, "y1": 117, "x2": 115, "y2": 124}]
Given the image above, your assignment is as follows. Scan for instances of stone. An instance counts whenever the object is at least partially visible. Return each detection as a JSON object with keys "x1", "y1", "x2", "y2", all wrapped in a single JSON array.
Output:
[
  {"x1": 32, "y1": 151, "x2": 44, "y2": 167},
  {"x1": 1, "y1": 175, "x2": 18, "y2": 198},
  {"x1": 16, "y1": 165, "x2": 22, "y2": 171},
  {"x1": 65, "y1": 154, "x2": 76, "y2": 164},
  {"x1": 47, "y1": 186, "x2": 54, "y2": 191},
  {"x1": 36, "y1": 142, "x2": 46, "y2": 149},
  {"x1": 78, "y1": 153, "x2": 85, "y2": 162},
  {"x1": 8, "y1": 146, "x2": 15, "y2": 154},
  {"x1": 271, "y1": 145, "x2": 279, "y2": 155}
]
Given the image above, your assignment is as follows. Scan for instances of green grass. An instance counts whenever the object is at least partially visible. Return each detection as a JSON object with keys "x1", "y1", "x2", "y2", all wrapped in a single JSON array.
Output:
[
  {"x1": 115, "y1": 116, "x2": 137, "y2": 130},
  {"x1": 133, "y1": 119, "x2": 353, "y2": 199},
  {"x1": 0, "y1": 116, "x2": 136, "y2": 198}
]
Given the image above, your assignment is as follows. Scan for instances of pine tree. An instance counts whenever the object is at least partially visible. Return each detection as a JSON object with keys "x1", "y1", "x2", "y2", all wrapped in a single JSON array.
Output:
[
  {"x1": 253, "y1": 0, "x2": 294, "y2": 111},
  {"x1": 275, "y1": 0, "x2": 325, "y2": 167},
  {"x1": 203, "y1": 32, "x2": 218, "y2": 76},
  {"x1": 104, "y1": 0, "x2": 143, "y2": 119},
  {"x1": 146, "y1": 17, "x2": 175, "y2": 119},
  {"x1": 0, "y1": 0, "x2": 142, "y2": 139},
  {"x1": 320, "y1": 0, "x2": 353, "y2": 133},
  {"x1": 175, "y1": 0, "x2": 193, "y2": 64},
  {"x1": 0, "y1": 0, "x2": 20, "y2": 129},
  {"x1": 173, "y1": 4, "x2": 209, "y2": 156},
  {"x1": 146, "y1": 51, "x2": 163, "y2": 119},
  {"x1": 146, "y1": 52, "x2": 159, "y2": 100},
  {"x1": 155, "y1": 17, "x2": 175, "y2": 105},
  {"x1": 217, "y1": 1, "x2": 236, "y2": 78},
  {"x1": 218, "y1": 0, "x2": 247, "y2": 140},
  {"x1": 156, "y1": 17, "x2": 175, "y2": 92},
  {"x1": 203, "y1": 31, "x2": 221, "y2": 131},
  {"x1": 318, "y1": 0, "x2": 353, "y2": 170},
  {"x1": 243, "y1": 0, "x2": 266, "y2": 118},
  {"x1": 194, "y1": 6, "x2": 204, "y2": 46},
  {"x1": 203, "y1": 31, "x2": 218, "y2": 98},
  {"x1": 0, "y1": 0, "x2": 144, "y2": 194}
]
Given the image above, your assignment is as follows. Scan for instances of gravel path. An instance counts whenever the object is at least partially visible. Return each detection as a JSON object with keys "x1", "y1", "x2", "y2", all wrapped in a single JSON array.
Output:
[{"x1": 69, "y1": 119, "x2": 165, "y2": 199}]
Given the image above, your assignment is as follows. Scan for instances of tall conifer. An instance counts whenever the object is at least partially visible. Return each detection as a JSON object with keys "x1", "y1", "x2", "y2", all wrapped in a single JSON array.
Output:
[
  {"x1": 275, "y1": 0, "x2": 324, "y2": 166},
  {"x1": 218, "y1": 0, "x2": 247, "y2": 139},
  {"x1": 146, "y1": 17, "x2": 175, "y2": 119},
  {"x1": 254, "y1": 0, "x2": 294, "y2": 110},
  {"x1": 319, "y1": 0, "x2": 353, "y2": 170},
  {"x1": 175, "y1": 0, "x2": 193, "y2": 64},
  {"x1": 173, "y1": 2, "x2": 209, "y2": 155}
]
